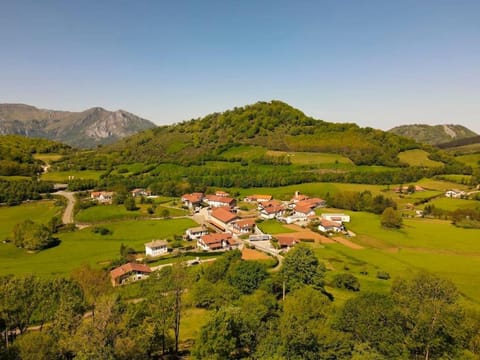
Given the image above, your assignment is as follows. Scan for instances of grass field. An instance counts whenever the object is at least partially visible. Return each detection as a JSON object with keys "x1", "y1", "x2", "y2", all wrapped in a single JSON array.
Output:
[
  {"x1": 0, "y1": 218, "x2": 197, "y2": 277},
  {"x1": 0, "y1": 175, "x2": 32, "y2": 181},
  {"x1": 76, "y1": 204, "x2": 146, "y2": 222},
  {"x1": 266, "y1": 150, "x2": 353, "y2": 165},
  {"x1": 416, "y1": 177, "x2": 470, "y2": 191},
  {"x1": 0, "y1": 201, "x2": 62, "y2": 241},
  {"x1": 41, "y1": 170, "x2": 104, "y2": 182},
  {"x1": 425, "y1": 197, "x2": 480, "y2": 211},
  {"x1": 33, "y1": 153, "x2": 64, "y2": 163},
  {"x1": 398, "y1": 149, "x2": 444, "y2": 167},
  {"x1": 220, "y1": 145, "x2": 267, "y2": 160},
  {"x1": 309, "y1": 211, "x2": 480, "y2": 304},
  {"x1": 257, "y1": 220, "x2": 296, "y2": 234},
  {"x1": 437, "y1": 174, "x2": 473, "y2": 184},
  {"x1": 456, "y1": 153, "x2": 480, "y2": 168}
]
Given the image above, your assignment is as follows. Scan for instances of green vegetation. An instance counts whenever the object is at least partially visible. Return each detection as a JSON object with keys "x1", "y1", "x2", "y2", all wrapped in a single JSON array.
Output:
[
  {"x1": 456, "y1": 153, "x2": 480, "y2": 168},
  {"x1": 257, "y1": 220, "x2": 295, "y2": 234},
  {"x1": 389, "y1": 123, "x2": 477, "y2": 145},
  {"x1": 398, "y1": 149, "x2": 444, "y2": 167},
  {"x1": 41, "y1": 169, "x2": 104, "y2": 182}
]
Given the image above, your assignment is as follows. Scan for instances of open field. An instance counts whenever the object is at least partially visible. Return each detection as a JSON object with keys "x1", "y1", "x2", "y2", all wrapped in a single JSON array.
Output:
[
  {"x1": 398, "y1": 149, "x2": 444, "y2": 167},
  {"x1": 425, "y1": 197, "x2": 480, "y2": 211},
  {"x1": 0, "y1": 201, "x2": 62, "y2": 241},
  {"x1": 0, "y1": 218, "x2": 197, "y2": 277},
  {"x1": 266, "y1": 150, "x2": 353, "y2": 165},
  {"x1": 41, "y1": 170, "x2": 104, "y2": 182},
  {"x1": 416, "y1": 177, "x2": 471, "y2": 191},
  {"x1": 33, "y1": 153, "x2": 64, "y2": 163},
  {"x1": 257, "y1": 220, "x2": 296, "y2": 234},
  {"x1": 76, "y1": 204, "x2": 146, "y2": 222},
  {"x1": 220, "y1": 145, "x2": 267, "y2": 160},
  {"x1": 456, "y1": 153, "x2": 480, "y2": 168}
]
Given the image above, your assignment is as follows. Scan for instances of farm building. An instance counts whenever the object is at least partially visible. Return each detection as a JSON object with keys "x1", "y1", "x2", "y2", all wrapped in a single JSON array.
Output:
[
  {"x1": 110, "y1": 263, "x2": 152, "y2": 286},
  {"x1": 144, "y1": 239, "x2": 169, "y2": 257}
]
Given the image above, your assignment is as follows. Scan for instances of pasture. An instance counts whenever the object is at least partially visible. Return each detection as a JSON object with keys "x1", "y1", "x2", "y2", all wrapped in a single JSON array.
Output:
[
  {"x1": 257, "y1": 220, "x2": 296, "y2": 234},
  {"x1": 41, "y1": 170, "x2": 104, "y2": 182},
  {"x1": 398, "y1": 149, "x2": 444, "y2": 167},
  {"x1": 266, "y1": 150, "x2": 353, "y2": 165},
  {"x1": 0, "y1": 218, "x2": 197, "y2": 277},
  {"x1": 456, "y1": 153, "x2": 480, "y2": 168},
  {"x1": 425, "y1": 197, "x2": 480, "y2": 211}
]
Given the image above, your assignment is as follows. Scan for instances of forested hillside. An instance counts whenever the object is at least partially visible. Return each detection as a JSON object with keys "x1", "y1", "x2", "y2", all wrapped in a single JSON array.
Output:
[{"x1": 103, "y1": 101, "x2": 421, "y2": 166}]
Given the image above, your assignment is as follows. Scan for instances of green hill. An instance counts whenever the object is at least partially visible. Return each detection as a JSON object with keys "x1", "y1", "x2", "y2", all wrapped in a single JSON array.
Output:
[
  {"x1": 389, "y1": 124, "x2": 477, "y2": 145},
  {"x1": 103, "y1": 101, "x2": 421, "y2": 167}
]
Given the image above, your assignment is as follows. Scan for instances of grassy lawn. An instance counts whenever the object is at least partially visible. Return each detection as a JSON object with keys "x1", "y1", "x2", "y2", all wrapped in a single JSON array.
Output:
[
  {"x1": 257, "y1": 220, "x2": 296, "y2": 234},
  {"x1": 266, "y1": 151, "x2": 353, "y2": 165},
  {"x1": 0, "y1": 218, "x2": 197, "y2": 277},
  {"x1": 0, "y1": 201, "x2": 62, "y2": 241},
  {"x1": 0, "y1": 175, "x2": 32, "y2": 181},
  {"x1": 398, "y1": 149, "x2": 444, "y2": 167},
  {"x1": 416, "y1": 177, "x2": 471, "y2": 191},
  {"x1": 33, "y1": 153, "x2": 64, "y2": 163},
  {"x1": 76, "y1": 204, "x2": 145, "y2": 222},
  {"x1": 180, "y1": 307, "x2": 210, "y2": 350},
  {"x1": 456, "y1": 153, "x2": 480, "y2": 168},
  {"x1": 221, "y1": 145, "x2": 267, "y2": 160},
  {"x1": 437, "y1": 174, "x2": 473, "y2": 184},
  {"x1": 41, "y1": 170, "x2": 104, "y2": 182}
]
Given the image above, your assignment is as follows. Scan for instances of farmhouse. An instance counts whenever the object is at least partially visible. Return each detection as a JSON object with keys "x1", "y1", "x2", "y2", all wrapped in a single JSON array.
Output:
[
  {"x1": 90, "y1": 191, "x2": 114, "y2": 204},
  {"x1": 321, "y1": 213, "x2": 350, "y2": 223},
  {"x1": 110, "y1": 263, "x2": 152, "y2": 286},
  {"x1": 244, "y1": 194, "x2": 273, "y2": 203},
  {"x1": 445, "y1": 189, "x2": 466, "y2": 199},
  {"x1": 197, "y1": 233, "x2": 238, "y2": 251},
  {"x1": 231, "y1": 218, "x2": 257, "y2": 234},
  {"x1": 318, "y1": 219, "x2": 343, "y2": 233},
  {"x1": 291, "y1": 191, "x2": 309, "y2": 203},
  {"x1": 181, "y1": 192, "x2": 204, "y2": 209},
  {"x1": 209, "y1": 207, "x2": 238, "y2": 231},
  {"x1": 144, "y1": 239, "x2": 169, "y2": 257},
  {"x1": 296, "y1": 197, "x2": 326, "y2": 209},
  {"x1": 204, "y1": 194, "x2": 236, "y2": 208},
  {"x1": 186, "y1": 226, "x2": 209, "y2": 240},
  {"x1": 215, "y1": 190, "x2": 230, "y2": 197},
  {"x1": 276, "y1": 236, "x2": 298, "y2": 249},
  {"x1": 131, "y1": 188, "x2": 151, "y2": 197},
  {"x1": 260, "y1": 204, "x2": 286, "y2": 219}
]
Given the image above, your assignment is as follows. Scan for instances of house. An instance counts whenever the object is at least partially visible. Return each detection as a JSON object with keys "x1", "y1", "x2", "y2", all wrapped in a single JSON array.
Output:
[
  {"x1": 296, "y1": 197, "x2": 326, "y2": 209},
  {"x1": 181, "y1": 192, "x2": 204, "y2": 209},
  {"x1": 197, "y1": 233, "x2": 238, "y2": 251},
  {"x1": 132, "y1": 188, "x2": 151, "y2": 197},
  {"x1": 209, "y1": 207, "x2": 238, "y2": 231},
  {"x1": 231, "y1": 218, "x2": 257, "y2": 234},
  {"x1": 244, "y1": 194, "x2": 273, "y2": 203},
  {"x1": 204, "y1": 194, "x2": 236, "y2": 208},
  {"x1": 110, "y1": 263, "x2": 152, "y2": 286},
  {"x1": 445, "y1": 189, "x2": 466, "y2": 199},
  {"x1": 186, "y1": 226, "x2": 209, "y2": 240},
  {"x1": 276, "y1": 236, "x2": 298, "y2": 249},
  {"x1": 91, "y1": 191, "x2": 114, "y2": 204},
  {"x1": 145, "y1": 239, "x2": 169, "y2": 257},
  {"x1": 294, "y1": 204, "x2": 316, "y2": 217},
  {"x1": 321, "y1": 213, "x2": 351, "y2": 223},
  {"x1": 291, "y1": 191, "x2": 309, "y2": 203},
  {"x1": 318, "y1": 219, "x2": 343, "y2": 233},
  {"x1": 260, "y1": 204, "x2": 286, "y2": 219}
]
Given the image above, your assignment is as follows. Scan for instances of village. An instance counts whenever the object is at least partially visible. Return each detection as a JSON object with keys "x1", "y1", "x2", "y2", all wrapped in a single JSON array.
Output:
[{"x1": 100, "y1": 188, "x2": 356, "y2": 286}]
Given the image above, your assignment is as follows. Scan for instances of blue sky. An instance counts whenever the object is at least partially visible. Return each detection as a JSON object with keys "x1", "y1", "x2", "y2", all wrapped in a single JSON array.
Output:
[{"x1": 1, "y1": 0, "x2": 479, "y2": 132}]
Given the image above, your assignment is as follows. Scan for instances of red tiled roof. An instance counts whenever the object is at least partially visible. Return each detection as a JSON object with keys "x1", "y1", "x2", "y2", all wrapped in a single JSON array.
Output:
[
  {"x1": 215, "y1": 191, "x2": 230, "y2": 197},
  {"x1": 211, "y1": 207, "x2": 238, "y2": 223},
  {"x1": 182, "y1": 192, "x2": 204, "y2": 203},
  {"x1": 205, "y1": 194, "x2": 235, "y2": 205},
  {"x1": 277, "y1": 236, "x2": 297, "y2": 247},
  {"x1": 201, "y1": 232, "x2": 232, "y2": 245},
  {"x1": 246, "y1": 194, "x2": 272, "y2": 201},
  {"x1": 295, "y1": 205, "x2": 314, "y2": 215},
  {"x1": 110, "y1": 263, "x2": 152, "y2": 280},
  {"x1": 262, "y1": 199, "x2": 283, "y2": 208},
  {"x1": 233, "y1": 218, "x2": 256, "y2": 228},
  {"x1": 319, "y1": 219, "x2": 342, "y2": 228},
  {"x1": 262, "y1": 205, "x2": 285, "y2": 214}
]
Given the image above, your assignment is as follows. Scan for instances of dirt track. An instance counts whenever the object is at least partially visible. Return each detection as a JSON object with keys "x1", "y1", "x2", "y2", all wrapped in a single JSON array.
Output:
[{"x1": 55, "y1": 191, "x2": 76, "y2": 224}]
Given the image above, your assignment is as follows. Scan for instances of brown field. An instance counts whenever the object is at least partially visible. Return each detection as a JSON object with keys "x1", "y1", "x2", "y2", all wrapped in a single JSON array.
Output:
[{"x1": 242, "y1": 248, "x2": 271, "y2": 261}]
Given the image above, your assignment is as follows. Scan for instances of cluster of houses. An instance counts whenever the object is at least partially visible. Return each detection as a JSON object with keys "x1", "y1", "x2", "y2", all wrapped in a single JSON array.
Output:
[{"x1": 90, "y1": 188, "x2": 154, "y2": 204}]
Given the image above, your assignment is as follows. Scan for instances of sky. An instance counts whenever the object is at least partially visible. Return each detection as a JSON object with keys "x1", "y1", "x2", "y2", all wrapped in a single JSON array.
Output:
[{"x1": 1, "y1": 0, "x2": 479, "y2": 132}]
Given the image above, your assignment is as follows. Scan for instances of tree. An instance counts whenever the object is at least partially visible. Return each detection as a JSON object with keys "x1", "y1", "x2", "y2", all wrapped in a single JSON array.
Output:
[
  {"x1": 160, "y1": 208, "x2": 170, "y2": 218},
  {"x1": 124, "y1": 196, "x2": 138, "y2": 211},
  {"x1": 226, "y1": 260, "x2": 268, "y2": 294},
  {"x1": 392, "y1": 272, "x2": 466, "y2": 359},
  {"x1": 332, "y1": 273, "x2": 360, "y2": 292},
  {"x1": 278, "y1": 244, "x2": 326, "y2": 297},
  {"x1": 13, "y1": 220, "x2": 57, "y2": 251},
  {"x1": 336, "y1": 292, "x2": 404, "y2": 357},
  {"x1": 381, "y1": 207, "x2": 403, "y2": 228},
  {"x1": 71, "y1": 264, "x2": 110, "y2": 318},
  {"x1": 13, "y1": 332, "x2": 58, "y2": 360}
]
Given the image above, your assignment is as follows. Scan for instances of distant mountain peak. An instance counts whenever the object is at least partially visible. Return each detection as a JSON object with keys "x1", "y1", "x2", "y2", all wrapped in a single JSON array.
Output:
[
  {"x1": 389, "y1": 123, "x2": 477, "y2": 145},
  {"x1": 0, "y1": 103, "x2": 156, "y2": 148}
]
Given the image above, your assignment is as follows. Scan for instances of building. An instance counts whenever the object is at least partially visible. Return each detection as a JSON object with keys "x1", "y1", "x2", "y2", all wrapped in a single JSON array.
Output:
[
  {"x1": 244, "y1": 194, "x2": 273, "y2": 203},
  {"x1": 144, "y1": 239, "x2": 169, "y2": 257},
  {"x1": 197, "y1": 233, "x2": 237, "y2": 251},
  {"x1": 110, "y1": 263, "x2": 152, "y2": 286},
  {"x1": 231, "y1": 218, "x2": 256, "y2": 234},
  {"x1": 204, "y1": 194, "x2": 236, "y2": 208},
  {"x1": 321, "y1": 213, "x2": 351, "y2": 223},
  {"x1": 132, "y1": 188, "x2": 151, "y2": 197},
  {"x1": 209, "y1": 207, "x2": 238, "y2": 231},
  {"x1": 90, "y1": 191, "x2": 115, "y2": 204},
  {"x1": 445, "y1": 189, "x2": 466, "y2": 199},
  {"x1": 318, "y1": 219, "x2": 343, "y2": 233},
  {"x1": 186, "y1": 226, "x2": 209, "y2": 240},
  {"x1": 181, "y1": 192, "x2": 204, "y2": 209},
  {"x1": 260, "y1": 204, "x2": 286, "y2": 219},
  {"x1": 276, "y1": 236, "x2": 298, "y2": 249},
  {"x1": 215, "y1": 190, "x2": 230, "y2": 197}
]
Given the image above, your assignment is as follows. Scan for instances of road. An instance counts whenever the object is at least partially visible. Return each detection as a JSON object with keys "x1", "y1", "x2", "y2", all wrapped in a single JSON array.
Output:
[{"x1": 55, "y1": 191, "x2": 76, "y2": 224}]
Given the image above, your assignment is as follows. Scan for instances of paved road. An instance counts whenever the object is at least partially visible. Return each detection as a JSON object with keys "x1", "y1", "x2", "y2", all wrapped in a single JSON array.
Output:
[{"x1": 55, "y1": 191, "x2": 76, "y2": 224}]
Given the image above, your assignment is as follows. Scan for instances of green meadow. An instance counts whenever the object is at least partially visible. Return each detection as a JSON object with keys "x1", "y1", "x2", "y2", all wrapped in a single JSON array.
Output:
[
  {"x1": 456, "y1": 153, "x2": 480, "y2": 168},
  {"x1": 33, "y1": 153, "x2": 64, "y2": 163},
  {"x1": 398, "y1": 149, "x2": 444, "y2": 167},
  {"x1": 41, "y1": 169, "x2": 104, "y2": 182},
  {"x1": 257, "y1": 220, "x2": 296, "y2": 234},
  {"x1": 0, "y1": 201, "x2": 62, "y2": 241},
  {"x1": 425, "y1": 197, "x2": 480, "y2": 211},
  {"x1": 0, "y1": 218, "x2": 197, "y2": 277}
]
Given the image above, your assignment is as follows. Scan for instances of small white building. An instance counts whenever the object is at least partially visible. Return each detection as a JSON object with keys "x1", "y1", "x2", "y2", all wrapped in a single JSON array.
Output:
[
  {"x1": 318, "y1": 219, "x2": 343, "y2": 233},
  {"x1": 145, "y1": 240, "x2": 169, "y2": 257},
  {"x1": 321, "y1": 213, "x2": 350, "y2": 223},
  {"x1": 445, "y1": 189, "x2": 466, "y2": 199},
  {"x1": 186, "y1": 227, "x2": 209, "y2": 240}
]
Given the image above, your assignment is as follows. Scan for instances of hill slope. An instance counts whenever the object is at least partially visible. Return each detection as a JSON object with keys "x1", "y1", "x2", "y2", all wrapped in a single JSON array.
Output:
[
  {"x1": 0, "y1": 104, "x2": 156, "y2": 148},
  {"x1": 389, "y1": 124, "x2": 477, "y2": 145},
  {"x1": 103, "y1": 101, "x2": 421, "y2": 166}
]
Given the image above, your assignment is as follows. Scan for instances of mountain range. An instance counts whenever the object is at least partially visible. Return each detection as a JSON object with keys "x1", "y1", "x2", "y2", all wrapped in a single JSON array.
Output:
[{"x1": 0, "y1": 104, "x2": 156, "y2": 148}]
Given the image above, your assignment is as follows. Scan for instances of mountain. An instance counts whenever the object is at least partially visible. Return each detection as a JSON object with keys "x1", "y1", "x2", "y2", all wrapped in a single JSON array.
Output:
[
  {"x1": 0, "y1": 104, "x2": 156, "y2": 148},
  {"x1": 388, "y1": 124, "x2": 477, "y2": 145},
  {"x1": 102, "y1": 100, "x2": 422, "y2": 167}
]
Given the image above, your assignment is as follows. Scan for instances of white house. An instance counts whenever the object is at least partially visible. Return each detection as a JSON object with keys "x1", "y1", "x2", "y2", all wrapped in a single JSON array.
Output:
[
  {"x1": 231, "y1": 218, "x2": 256, "y2": 234},
  {"x1": 186, "y1": 227, "x2": 209, "y2": 240},
  {"x1": 181, "y1": 192, "x2": 204, "y2": 209},
  {"x1": 197, "y1": 233, "x2": 237, "y2": 251},
  {"x1": 445, "y1": 189, "x2": 466, "y2": 199},
  {"x1": 204, "y1": 194, "x2": 236, "y2": 208},
  {"x1": 144, "y1": 240, "x2": 169, "y2": 257},
  {"x1": 318, "y1": 219, "x2": 343, "y2": 233},
  {"x1": 132, "y1": 188, "x2": 151, "y2": 197},
  {"x1": 110, "y1": 263, "x2": 152, "y2": 286},
  {"x1": 91, "y1": 191, "x2": 115, "y2": 204},
  {"x1": 321, "y1": 213, "x2": 351, "y2": 223}
]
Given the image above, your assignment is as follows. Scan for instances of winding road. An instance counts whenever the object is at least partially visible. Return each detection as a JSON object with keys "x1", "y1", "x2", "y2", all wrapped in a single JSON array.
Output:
[{"x1": 55, "y1": 191, "x2": 76, "y2": 224}]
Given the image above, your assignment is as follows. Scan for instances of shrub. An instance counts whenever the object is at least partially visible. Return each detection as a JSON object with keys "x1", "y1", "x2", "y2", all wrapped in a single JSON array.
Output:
[
  {"x1": 332, "y1": 273, "x2": 360, "y2": 291},
  {"x1": 92, "y1": 226, "x2": 112, "y2": 236},
  {"x1": 377, "y1": 271, "x2": 391, "y2": 280}
]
